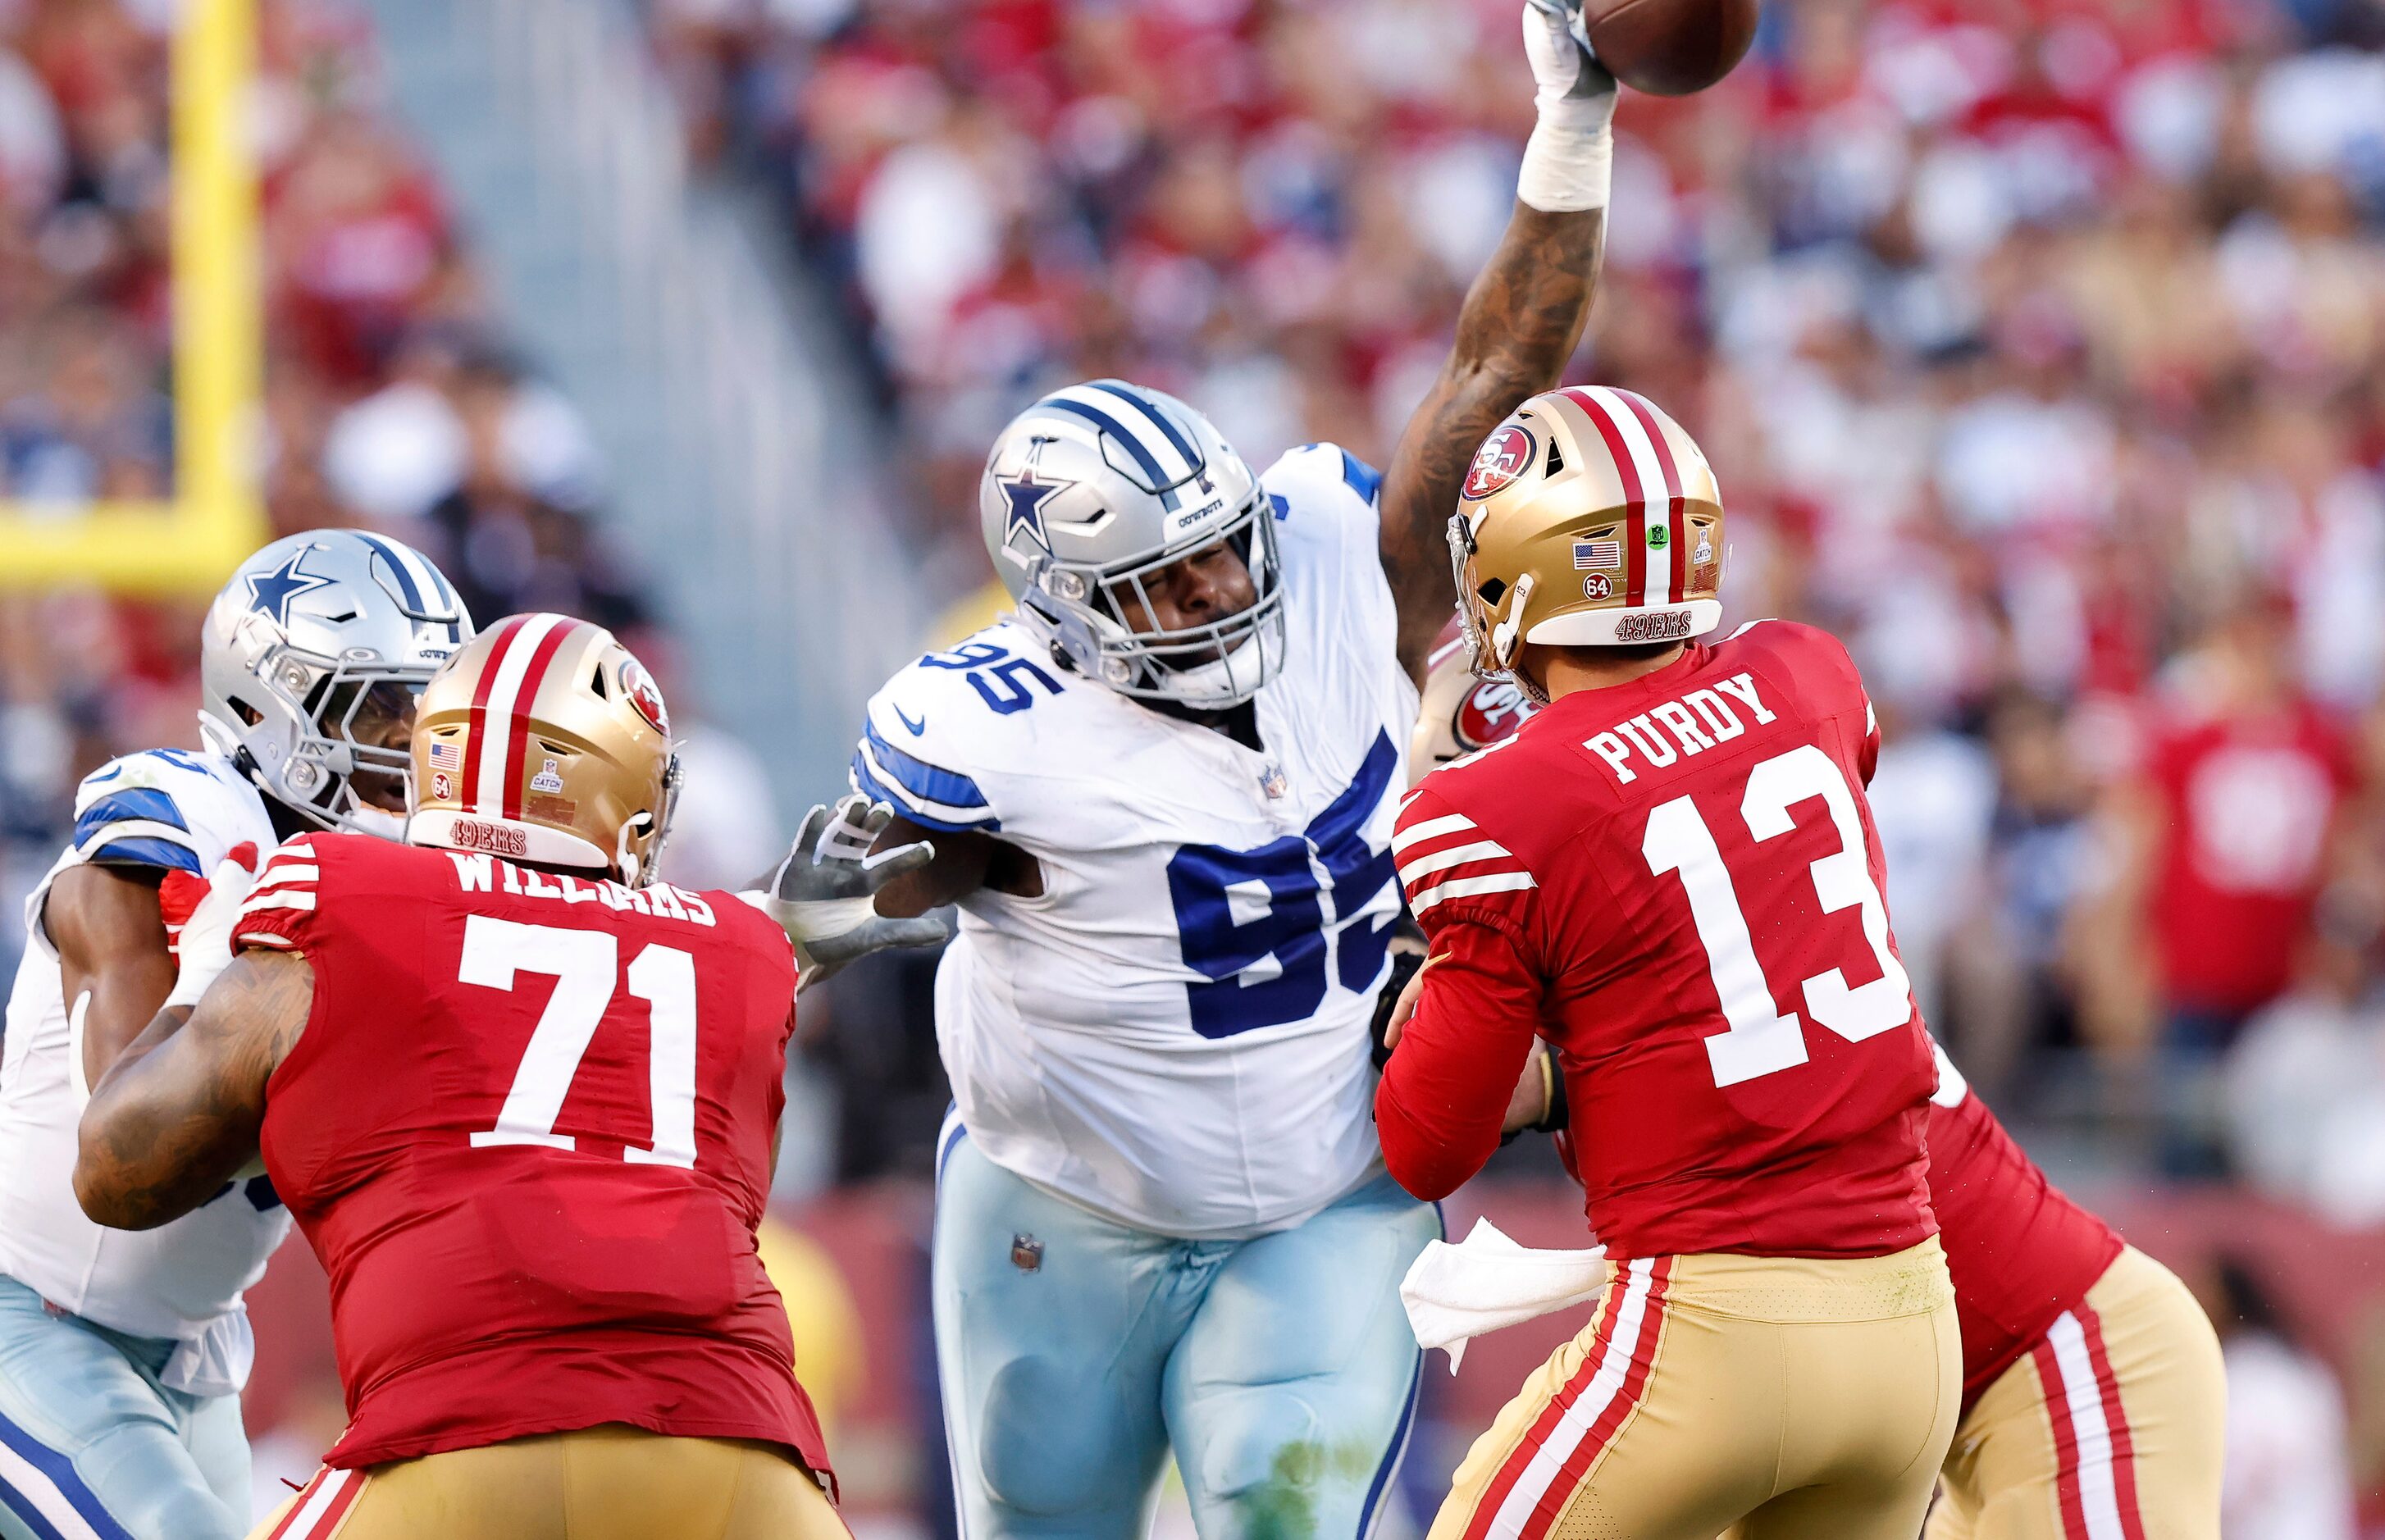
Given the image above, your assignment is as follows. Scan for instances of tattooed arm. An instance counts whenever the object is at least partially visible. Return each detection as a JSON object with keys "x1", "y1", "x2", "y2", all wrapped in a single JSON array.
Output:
[
  {"x1": 75, "y1": 951, "x2": 315, "y2": 1231},
  {"x1": 1379, "y1": 203, "x2": 1607, "y2": 681},
  {"x1": 1379, "y1": 1, "x2": 1615, "y2": 682}
]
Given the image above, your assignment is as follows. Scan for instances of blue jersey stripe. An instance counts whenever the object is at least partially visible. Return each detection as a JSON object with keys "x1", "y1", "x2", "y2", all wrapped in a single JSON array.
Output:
[
  {"x1": 0, "y1": 1404, "x2": 138, "y2": 1540},
  {"x1": 73, "y1": 788, "x2": 188, "y2": 841},
  {"x1": 1338, "y1": 447, "x2": 1383, "y2": 508},
  {"x1": 863, "y1": 722, "x2": 991, "y2": 809},
  {"x1": 850, "y1": 752, "x2": 998, "y2": 833},
  {"x1": 84, "y1": 836, "x2": 203, "y2": 875},
  {"x1": 1085, "y1": 380, "x2": 1201, "y2": 476},
  {"x1": 1357, "y1": 1347, "x2": 1422, "y2": 1539}
]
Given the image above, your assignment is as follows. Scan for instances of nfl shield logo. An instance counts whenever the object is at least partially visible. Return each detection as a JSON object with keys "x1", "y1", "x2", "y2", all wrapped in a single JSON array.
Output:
[{"x1": 1260, "y1": 764, "x2": 1288, "y2": 800}]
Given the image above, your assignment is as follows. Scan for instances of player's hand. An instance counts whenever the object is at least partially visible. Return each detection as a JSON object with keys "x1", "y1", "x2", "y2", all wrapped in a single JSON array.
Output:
[
  {"x1": 1503, "y1": 1041, "x2": 1555, "y2": 1133},
  {"x1": 1523, "y1": 0, "x2": 1617, "y2": 131},
  {"x1": 162, "y1": 853, "x2": 260, "y2": 1013},
  {"x1": 1377, "y1": 956, "x2": 1430, "y2": 1056},
  {"x1": 762, "y1": 795, "x2": 951, "y2": 991}
]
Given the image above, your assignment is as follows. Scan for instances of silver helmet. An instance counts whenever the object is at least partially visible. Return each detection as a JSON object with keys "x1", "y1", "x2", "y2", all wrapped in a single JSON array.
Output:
[
  {"x1": 980, "y1": 380, "x2": 1284, "y2": 711},
  {"x1": 198, "y1": 530, "x2": 473, "y2": 838}
]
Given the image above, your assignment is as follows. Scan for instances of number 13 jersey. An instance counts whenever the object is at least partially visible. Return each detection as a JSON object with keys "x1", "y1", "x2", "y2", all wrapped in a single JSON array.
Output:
[
  {"x1": 230, "y1": 832, "x2": 830, "y2": 1478},
  {"x1": 853, "y1": 444, "x2": 1415, "y2": 1241},
  {"x1": 1390, "y1": 621, "x2": 1937, "y2": 1260}
]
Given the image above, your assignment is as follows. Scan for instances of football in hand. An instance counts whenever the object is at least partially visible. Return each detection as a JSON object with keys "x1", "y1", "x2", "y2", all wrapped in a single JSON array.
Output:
[{"x1": 1585, "y1": 0, "x2": 1758, "y2": 96}]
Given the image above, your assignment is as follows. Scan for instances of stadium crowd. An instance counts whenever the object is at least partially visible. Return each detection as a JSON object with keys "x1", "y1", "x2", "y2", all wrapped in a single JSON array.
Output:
[{"x1": 4, "y1": 0, "x2": 2385, "y2": 1529}]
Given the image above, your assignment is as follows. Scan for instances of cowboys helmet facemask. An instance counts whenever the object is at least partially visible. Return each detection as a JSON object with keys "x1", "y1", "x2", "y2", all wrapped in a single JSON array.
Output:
[
  {"x1": 198, "y1": 530, "x2": 474, "y2": 839},
  {"x1": 980, "y1": 380, "x2": 1285, "y2": 713}
]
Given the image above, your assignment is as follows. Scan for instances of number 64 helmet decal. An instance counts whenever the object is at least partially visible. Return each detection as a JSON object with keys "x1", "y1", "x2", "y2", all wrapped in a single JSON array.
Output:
[
  {"x1": 1449, "y1": 385, "x2": 1726, "y2": 704},
  {"x1": 406, "y1": 613, "x2": 682, "y2": 888}
]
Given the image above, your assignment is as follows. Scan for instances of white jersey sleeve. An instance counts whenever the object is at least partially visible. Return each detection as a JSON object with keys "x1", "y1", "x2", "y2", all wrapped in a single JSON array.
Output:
[
  {"x1": 66, "y1": 747, "x2": 267, "y2": 880},
  {"x1": 849, "y1": 622, "x2": 1064, "y2": 836}
]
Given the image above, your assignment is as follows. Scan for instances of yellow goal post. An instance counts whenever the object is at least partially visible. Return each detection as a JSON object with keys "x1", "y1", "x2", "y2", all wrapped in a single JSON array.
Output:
[{"x1": 0, "y1": 0, "x2": 262, "y2": 595}]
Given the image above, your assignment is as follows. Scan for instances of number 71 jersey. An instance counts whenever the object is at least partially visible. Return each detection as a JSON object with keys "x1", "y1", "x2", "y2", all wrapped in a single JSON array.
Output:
[
  {"x1": 1396, "y1": 620, "x2": 1938, "y2": 1260},
  {"x1": 229, "y1": 832, "x2": 830, "y2": 1478}
]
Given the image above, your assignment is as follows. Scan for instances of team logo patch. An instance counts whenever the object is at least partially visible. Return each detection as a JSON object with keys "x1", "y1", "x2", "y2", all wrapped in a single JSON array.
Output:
[
  {"x1": 1647, "y1": 525, "x2": 1670, "y2": 549},
  {"x1": 1582, "y1": 572, "x2": 1612, "y2": 600},
  {"x1": 530, "y1": 757, "x2": 565, "y2": 795},
  {"x1": 621, "y1": 658, "x2": 670, "y2": 733},
  {"x1": 1259, "y1": 763, "x2": 1288, "y2": 800},
  {"x1": 1616, "y1": 610, "x2": 1694, "y2": 642},
  {"x1": 1454, "y1": 678, "x2": 1533, "y2": 751},
  {"x1": 452, "y1": 818, "x2": 528, "y2": 857},
  {"x1": 431, "y1": 771, "x2": 453, "y2": 801},
  {"x1": 1463, "y1": 425, "x2": 1535, "y2": 500},
  {"x1": 1572, "y1": 539, "x2": 1621, "y2": 570}
]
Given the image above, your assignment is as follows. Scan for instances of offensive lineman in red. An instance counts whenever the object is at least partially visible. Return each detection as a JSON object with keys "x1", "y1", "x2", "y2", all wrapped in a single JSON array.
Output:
[
  {"x1": 1409, "y1": 633, "x2": 2228, "y2": 1540},
  {"x1": 68, "y1": 614, "x2": 942, "y2": 1539},
  {"x1": 1380, "y1": 385, "x2": 1959, "y2": 1540}
]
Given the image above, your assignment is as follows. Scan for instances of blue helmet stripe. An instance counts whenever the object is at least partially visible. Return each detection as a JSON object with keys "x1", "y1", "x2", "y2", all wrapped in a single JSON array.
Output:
[
  {"x1": 74, "y1": 788, "x2": 189, "y2": 841},
  {"x1": 1036, "y1": 396, "x2": 1181, "y2": 507},
  {"x1": 1085, "y1": 380, "x2": 1202, "y2": 477},
  {"x1": 348, "y1": 531, "x2": 425, "y2": 613}
]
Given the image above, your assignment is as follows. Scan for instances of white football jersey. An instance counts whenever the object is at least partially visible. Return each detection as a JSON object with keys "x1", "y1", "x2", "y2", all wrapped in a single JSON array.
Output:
[
  {"x1": 855, "y1": 444, "x2": 1419, "y2": 1238},
  {"x1": 0, "y1": 746, "x2": 292, "y2": 1396}
]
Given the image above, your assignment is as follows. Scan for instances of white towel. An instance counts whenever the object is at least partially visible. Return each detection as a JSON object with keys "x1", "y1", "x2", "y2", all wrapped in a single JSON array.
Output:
[{"x1": 1398, "y1": 1217, "x2": 1609, "y2": 1373}]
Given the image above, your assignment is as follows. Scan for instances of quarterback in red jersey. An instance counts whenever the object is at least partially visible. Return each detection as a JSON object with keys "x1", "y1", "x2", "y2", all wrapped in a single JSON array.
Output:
[
  {"x1": 1379, "y1": 385, "x2": 1959, "y2": 1540},
  {"x1": 1407, "y1": 617, "x2": 2226, "y2": 1540},
  {"x1": 70, "y1": 614, "x2": 943, "y2": 1540}
]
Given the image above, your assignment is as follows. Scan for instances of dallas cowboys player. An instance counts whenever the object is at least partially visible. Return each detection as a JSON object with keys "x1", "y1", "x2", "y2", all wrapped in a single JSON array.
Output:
[
  {"x1": 0, "y1": 531, "x2": 468, "y2": 1540},
  {"x1": 850, "y1": 7, "x2": 1619, "y2": 1533}
]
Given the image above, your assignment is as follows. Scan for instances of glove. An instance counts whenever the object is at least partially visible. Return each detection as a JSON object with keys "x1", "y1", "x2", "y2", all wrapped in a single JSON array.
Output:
[
  {"x1": 1518, "y1": 0, "x2": 1617, "y2": 212},
  {"x1": 756, "y1": 795, "x2": 951, "y2": 991},
  {"x1": 162, "y1": 856, "x2": 259, "y2": 1012},
  {"x1": 1370, "y1": 936, "x2": 1427, "y2": 1069}
]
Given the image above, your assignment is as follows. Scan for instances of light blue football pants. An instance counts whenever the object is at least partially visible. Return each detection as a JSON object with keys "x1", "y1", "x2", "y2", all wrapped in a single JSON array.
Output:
[
  {"x1": 0, "y1": 1275, "x2": 249, "y2": 1540},
  {"x1": 934, "y1": 1124, "x2": 1439, "y2": 1540}
]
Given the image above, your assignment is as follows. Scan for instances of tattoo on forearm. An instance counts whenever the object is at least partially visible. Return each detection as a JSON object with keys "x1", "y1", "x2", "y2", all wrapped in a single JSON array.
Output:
[
  {"x1": 76, "y1": 952, "x2": 313, "y2": 1229},
  {"x1": 1382, "y1": 203, "x2": 1607, "y2": 673}
]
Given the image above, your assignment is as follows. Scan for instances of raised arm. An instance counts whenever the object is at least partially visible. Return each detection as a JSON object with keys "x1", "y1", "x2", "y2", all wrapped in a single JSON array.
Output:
[
  {"x1": 76, "y1": 950, "x2": 314, "y2": 1231},
  {"x1": 1380, "y1": 0, "x2": 1614, "y2": 681}
]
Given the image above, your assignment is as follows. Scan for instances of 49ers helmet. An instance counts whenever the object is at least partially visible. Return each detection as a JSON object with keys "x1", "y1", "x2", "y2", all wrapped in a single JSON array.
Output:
[
  {"x1": 406, "y1": 613, "x2": 681, "y2": 887},
  {"x1": 1448, "y1": 385, "x2": 1724, "y2": 701}
]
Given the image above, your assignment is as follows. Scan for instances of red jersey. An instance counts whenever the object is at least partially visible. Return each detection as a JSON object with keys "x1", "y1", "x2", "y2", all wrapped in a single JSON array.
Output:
[
  {"x1": 231, "y1": 832, "x2": 829, "y2": 1478},
  {"x1": 2143, "y1": 701, "x2": 2352, "y2": 1016},
  {"x1": 1925, "y1": 1048, "x2": 2123, "y2": 1410},
  {"x1": 1379, "y1": 622, "x2": 1937, "y2": 1259}
]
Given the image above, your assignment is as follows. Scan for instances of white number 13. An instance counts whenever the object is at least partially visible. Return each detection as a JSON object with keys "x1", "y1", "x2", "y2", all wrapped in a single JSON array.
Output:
[
  {"x1": 458, "y1": 916, "x2": 700, "y2": 1167},
  {"x1": 1642, "y1": 744, "x2": 1913, "y2": 1088}
]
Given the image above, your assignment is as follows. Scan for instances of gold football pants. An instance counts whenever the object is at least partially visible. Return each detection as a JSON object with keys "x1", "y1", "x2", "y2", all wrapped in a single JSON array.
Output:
[
  {"x1": 244, "y1": 1425, "x2": 848, "y2": 1540},
  {"x1": 1428, "y1": 1238, "x2": 1960, "y2": 1540},
  {"x1": 1926, "y1": 1245, "x2": 2224, "y2": 1540}
]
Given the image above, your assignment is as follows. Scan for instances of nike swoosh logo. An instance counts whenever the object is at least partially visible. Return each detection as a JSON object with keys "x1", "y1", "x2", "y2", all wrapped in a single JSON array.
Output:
[{"x1": 892, "y1": 703, "x2": 928, "y2": 736}]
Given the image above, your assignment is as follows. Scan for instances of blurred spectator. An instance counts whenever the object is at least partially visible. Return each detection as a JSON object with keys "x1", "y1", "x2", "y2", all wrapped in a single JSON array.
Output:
[{"x1": 2207, "y1": 1254, "x2": 2360, "y2": 1540}]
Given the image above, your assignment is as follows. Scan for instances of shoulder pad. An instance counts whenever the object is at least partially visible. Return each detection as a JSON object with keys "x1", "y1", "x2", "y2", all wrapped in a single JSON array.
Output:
[
  {"x1": 71, "y1": 748, "x2": 235, "y2": 874},
  {"x1": 851, "y1": 626, "x2": 1068, "y2": 832}
]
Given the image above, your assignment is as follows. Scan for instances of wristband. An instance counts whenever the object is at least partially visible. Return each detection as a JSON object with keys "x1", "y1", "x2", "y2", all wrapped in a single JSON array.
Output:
[{"x1": 1517, "y1": 116, "x2": 1613, "y2": 213}]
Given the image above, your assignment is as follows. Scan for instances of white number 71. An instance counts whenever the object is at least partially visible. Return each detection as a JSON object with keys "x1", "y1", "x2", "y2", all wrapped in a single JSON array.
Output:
[{"x1": 458, "y1": 915, "x2": 699, "y2": 1168}]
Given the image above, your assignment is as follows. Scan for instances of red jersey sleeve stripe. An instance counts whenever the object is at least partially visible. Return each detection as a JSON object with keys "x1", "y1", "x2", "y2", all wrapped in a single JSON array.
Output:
[
  {"x1": 1396, "y1": 838, "x2": 1516, "y2": 889},
  {"x1": 1410, "y1": 871, "x2": 1536, "y2": 915},
  {"x1": 1392, "y1": 811, "x2": 1475, "y2": 855}
]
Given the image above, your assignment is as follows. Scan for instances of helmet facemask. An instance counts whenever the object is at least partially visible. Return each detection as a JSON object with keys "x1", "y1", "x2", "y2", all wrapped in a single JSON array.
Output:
[
  {"x1": 232, "y1": 644, "x2": 438, "y2": 838},
  {"x1": 1023, "y1": 487, "x2": 1288, "y2": 712},
  {"x1": 1448, "y1": 510, "x2": 1551, "y2": 708}
]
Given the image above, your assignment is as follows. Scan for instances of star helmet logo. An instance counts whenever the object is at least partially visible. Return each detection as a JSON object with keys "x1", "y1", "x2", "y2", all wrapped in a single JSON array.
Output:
[
  {"x1": 997, "y1": 439, "x2": 1073, "y2": 552},
  {"x1": 1455, "y1": 678, "x2": 1535, "y2": 752},
  {"x1": 621, "y1": 658, "x2": 669, "y2": 733},
  {"x1": 1463, "y1": 425, "x2": 1536, "y2": 501},
  {"x1": 243, "y1": 549, "x2": 335, "y2": 627}
]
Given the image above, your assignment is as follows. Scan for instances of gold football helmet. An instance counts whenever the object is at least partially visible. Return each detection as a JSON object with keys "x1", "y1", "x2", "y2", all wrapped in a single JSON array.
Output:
[
  {"x1": 407, "y1": 613, "x2": 681, "y2": 886},
  {"x1": 1448, "y1": 385, "x2": 1724, "y2": 700},
  {"x1": 1411, "y1": 616, "x2": 1537, "y2": 784}
]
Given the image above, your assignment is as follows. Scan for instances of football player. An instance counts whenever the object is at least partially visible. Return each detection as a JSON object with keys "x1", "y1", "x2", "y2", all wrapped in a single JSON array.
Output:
[
  {"x1": 70, "y1": 615, "x2": 939, "y2": 1540},
  {"x1": 1380, "y1": 385, "x2": 1959, "y2": 1540},
  {"x1": 1409, "y1": 636, "x2": 2229, "y2": 1540},
  {"x1": 851, "y1": 5, "x2": 1621, "y2": 1531},
  {"x1": 0, "y1": 531, "x2": 468, "y2": 1540}
]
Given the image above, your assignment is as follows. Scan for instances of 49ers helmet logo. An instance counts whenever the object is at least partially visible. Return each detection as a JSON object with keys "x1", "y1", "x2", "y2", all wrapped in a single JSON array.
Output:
[
  {"x1": 1454, "y1": 677, "x2": 1533, "y2": 751},
  {"x1": 621, "y1": 658, "x2": 669, "y2": 733},
  {"x1": 1464, "y1": 425, "x2": 1536, "y2": 501}
]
